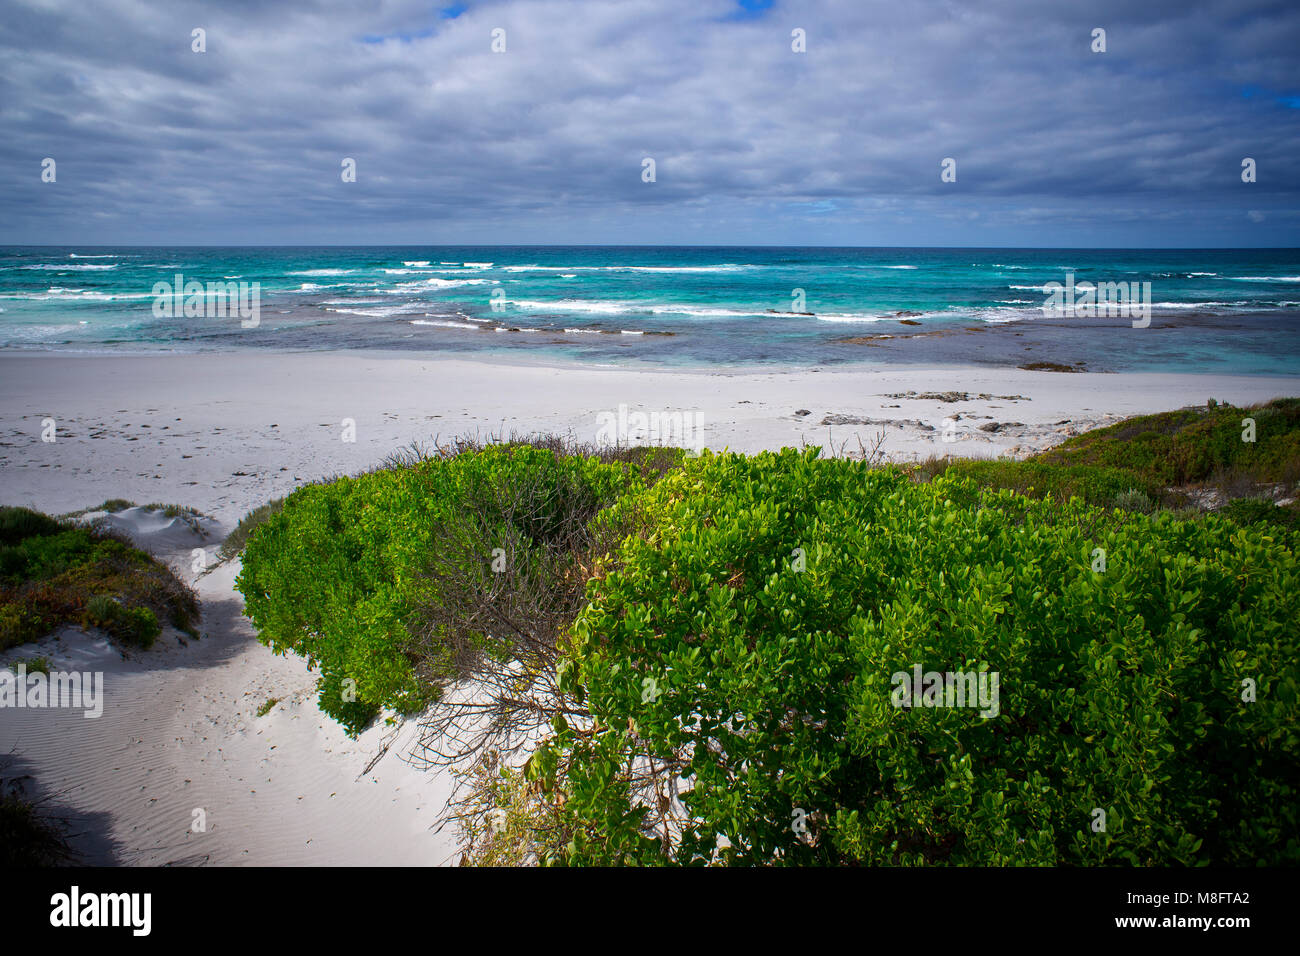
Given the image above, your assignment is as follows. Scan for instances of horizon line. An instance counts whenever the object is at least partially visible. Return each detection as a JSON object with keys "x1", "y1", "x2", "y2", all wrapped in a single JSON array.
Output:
[{"x1": 3, "y1": 243, "x2": 1299, "y2": 251}]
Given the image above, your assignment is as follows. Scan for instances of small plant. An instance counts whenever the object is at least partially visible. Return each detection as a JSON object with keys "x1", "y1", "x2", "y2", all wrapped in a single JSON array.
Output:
[
  {"x1": 938, "y1": 459, "x2": 1163, "y2": 508},
  {"x1": 8, "y1": 655, "x2": 50, "y2": 675},
  {"x1": 83, "y1": 595, "x2": 157, "y2": 646},
  {"x1": 454, "y1": 750, "x2": 563, "y2": 867},
  {"x1": 117, "y1": 606, "x2": 161, "y2": 647},
  {"x1": 218, "y1": 498, "x2": 286, "y2": 562},
  {"x1": 0, "y1": 604, "x2": 46, "y2": 653},
  {"x1": 256, "y1": 697, "x2": 280, "y2": 717},
  {"x1": 84, "y1": 594, "x2": 120, "y2": 628},
  {"x1": 0, "y1": 789, "x2": 74, "y2": 866},
  {"x1": 1112, "y1": 488, "x2": 1156, "y2": 514}
]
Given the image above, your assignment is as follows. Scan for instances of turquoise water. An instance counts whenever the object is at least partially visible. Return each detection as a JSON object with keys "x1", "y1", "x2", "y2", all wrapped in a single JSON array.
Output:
[{"x1": 1, "y1": 246, "x2": 1298, "y2": 373}]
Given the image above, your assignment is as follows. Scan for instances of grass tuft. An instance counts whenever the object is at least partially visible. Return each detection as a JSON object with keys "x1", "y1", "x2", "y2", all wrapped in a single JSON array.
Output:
[{"x1": 218, "y1": 498, "x2": 286, "y2": 562}]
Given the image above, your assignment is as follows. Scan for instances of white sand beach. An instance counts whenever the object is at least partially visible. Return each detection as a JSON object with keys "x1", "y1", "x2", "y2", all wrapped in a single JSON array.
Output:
[{"x1": 1, "y1": 350, "x2": 1297, "y2": 865}]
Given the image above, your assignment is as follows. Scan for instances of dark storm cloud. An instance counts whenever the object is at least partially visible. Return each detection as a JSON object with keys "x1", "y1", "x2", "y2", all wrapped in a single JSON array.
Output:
[{"x1": 1, "y1": 0, "x2": 1297, "y2": 245}]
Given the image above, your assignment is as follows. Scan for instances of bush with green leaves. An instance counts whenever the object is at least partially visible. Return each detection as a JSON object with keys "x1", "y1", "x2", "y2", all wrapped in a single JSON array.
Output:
[
  {"x1": 547, "y1": 449, "x2": 1299, "y2": 866},
  {"x1": 1036, "y1": 397, "x2": 1300, "y2": 487},
  {"x1": 0, "y1": 508, "x2": 63, "y2": 545},
  {"x1": 236, "y1": 444, "x2": 675, "y2": 735},
  {"x1": 0, "y1": 506, "x2": 197, "y2": 652},
  {"x1": 84, "y1": 595, "x2": 161, "y2": 648}
]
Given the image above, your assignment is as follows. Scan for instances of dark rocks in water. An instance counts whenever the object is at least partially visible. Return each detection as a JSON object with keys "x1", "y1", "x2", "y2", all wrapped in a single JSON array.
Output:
[
  {"x1": 793, "y1": 409, "x2": 811, "y2": 417},
  {"x1": 766, "y1": 309, "x2": 817, "y2": 316},
  {"x1": 979, "y1": 422, "x2": 1025, "y2": 433},
  {"x1": 898, "y1": 319, "x2": 922, "y2": 326},
  {"x1": 1019, "y1": 361, "x2": 1084, "y2": 372}
]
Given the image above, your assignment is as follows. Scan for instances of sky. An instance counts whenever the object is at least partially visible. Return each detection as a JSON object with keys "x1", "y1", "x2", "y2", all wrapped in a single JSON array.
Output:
[{"x1": 1, "y1": 0, "x2": 1298, "y2": 247}]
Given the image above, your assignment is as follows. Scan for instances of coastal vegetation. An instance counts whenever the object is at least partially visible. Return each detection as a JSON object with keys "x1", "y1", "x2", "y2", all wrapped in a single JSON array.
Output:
[
  {"x1": 234, "y1": 399, "x2": 1300, "y2": 866},
  {"x1": 928, "y1": 397, "x2": 1300, "y2": 527},
  {"x1": 0, "y1": 506, "x2": 198, "y2": 652}
]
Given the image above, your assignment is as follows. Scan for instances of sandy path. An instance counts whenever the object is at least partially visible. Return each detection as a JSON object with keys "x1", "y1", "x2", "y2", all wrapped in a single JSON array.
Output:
[{"x1": 1, "y1": 514, "x2": 460, "y2": 866}]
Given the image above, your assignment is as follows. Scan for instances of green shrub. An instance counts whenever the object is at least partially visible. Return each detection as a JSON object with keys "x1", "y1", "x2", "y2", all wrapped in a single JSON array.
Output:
[
  {"x1": 550, "y1": 449, "x2": 1299, "y2": 866},
  {"x1": 0, "y1": 507, "x2": 63, "y2": 546},
  {"x1": 0, "y1": 604, "x2": 46, "y2": 652},
  {"x1": 83, "y1": 595, "x2": 161, "y2": 648},
  {"x1": 116, "y1": 606, "x2": 161, "y2": 647},
  {"x1": 7, "y1": 655, "x2": 50, "y2": 675},
  {"x1": 83, "y1": 594, "x2": 119, "y2": 628},
  {"x1": 236, "y1": 443, "x2": 673, "y2": 735},
  {"x1": 0, "y1": 509, "x2": 197, "y2": 652}
]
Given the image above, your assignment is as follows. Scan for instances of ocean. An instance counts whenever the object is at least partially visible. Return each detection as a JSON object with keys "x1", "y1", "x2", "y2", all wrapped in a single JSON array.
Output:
[{"x1": 2, "y1": 246, "x2": 1298, "y2": 374}]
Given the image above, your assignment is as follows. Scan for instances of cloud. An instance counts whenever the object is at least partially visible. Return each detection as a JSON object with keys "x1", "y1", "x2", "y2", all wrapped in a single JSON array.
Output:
[{"x1": 1, "y1": 0, "x2": 1297, "y2": 245}]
